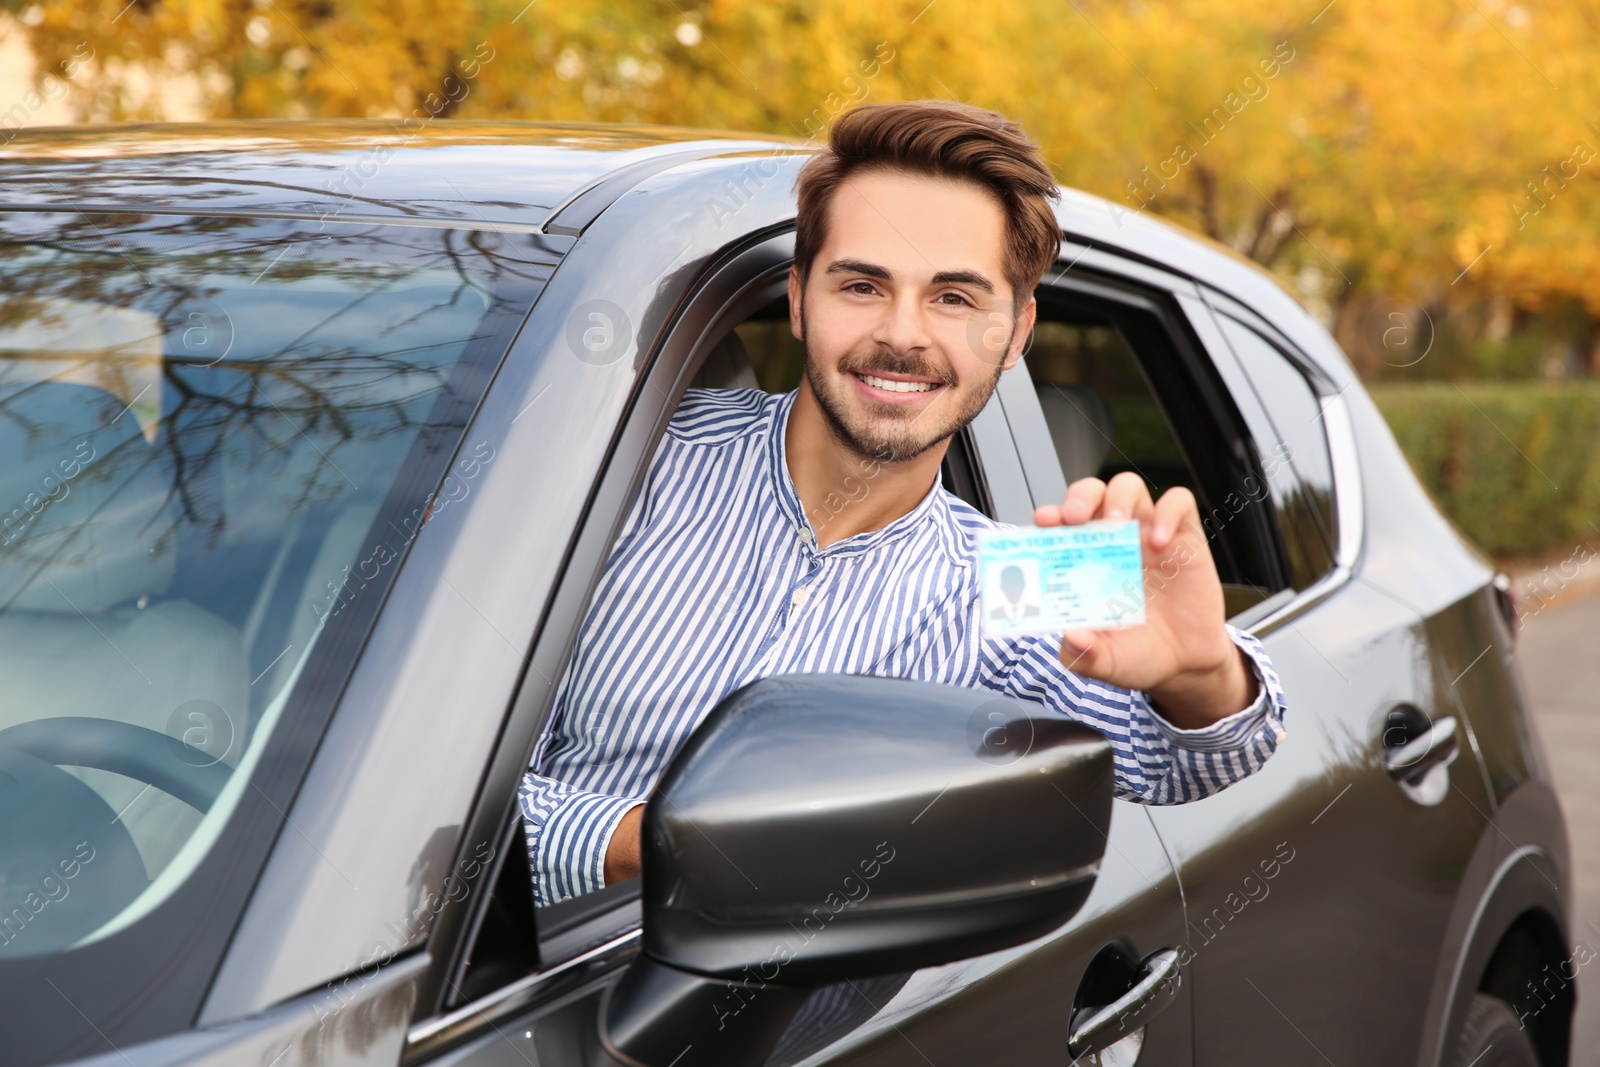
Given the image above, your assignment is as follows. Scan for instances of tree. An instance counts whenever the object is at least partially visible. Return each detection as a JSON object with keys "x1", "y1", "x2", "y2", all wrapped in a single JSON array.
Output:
[{"x1": 8, "y1": 0, "x2": 1600, "y2": 365}]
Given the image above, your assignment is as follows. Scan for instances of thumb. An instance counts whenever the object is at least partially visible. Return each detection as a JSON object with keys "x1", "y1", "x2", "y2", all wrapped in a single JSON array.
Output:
[{"x1": 1058, "y1": 629, "x2": 1103, "y2": 676}]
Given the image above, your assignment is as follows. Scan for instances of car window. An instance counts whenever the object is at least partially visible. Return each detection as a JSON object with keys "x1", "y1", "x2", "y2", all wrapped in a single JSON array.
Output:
[
  {"x1": 1020, "y1": 288, "x2": 1292, "y2": 616},
  {"x1": 1210, "y1": 314, "x2": 1337, "y2": 589},
  {"x1": 446, "y1": 272, "x2": 1011, "y2": 1049},
  {"x1": 1026, "y1": 320, "x2": 1194, "y2": 498},
  {"x1": 523, "y1": 305, "x2": 988, "y2": 922},
  {"x1": 0, "y1": 211, "x2": 541, "y2": 962}
]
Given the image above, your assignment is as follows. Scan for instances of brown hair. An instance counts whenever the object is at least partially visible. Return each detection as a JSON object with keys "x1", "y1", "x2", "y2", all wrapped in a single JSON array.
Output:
[{"x1": 793, "y1": 100, "x2": 1061, "y2": 312}]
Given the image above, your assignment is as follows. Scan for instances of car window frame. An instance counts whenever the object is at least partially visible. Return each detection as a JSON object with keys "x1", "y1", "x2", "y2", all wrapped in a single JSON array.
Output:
[
  {"x1": 1197, "y1": 285, "x2": 1338, "y2": 531},
  {"x1": 404, "y1": 230, "x2": 804, "y2": 1061}
]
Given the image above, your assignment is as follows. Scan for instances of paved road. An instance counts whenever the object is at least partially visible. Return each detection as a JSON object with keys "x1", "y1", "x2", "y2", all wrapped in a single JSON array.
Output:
[{"x1": 1519, "y1": 593, "x2": 1600, "y2": 1063}]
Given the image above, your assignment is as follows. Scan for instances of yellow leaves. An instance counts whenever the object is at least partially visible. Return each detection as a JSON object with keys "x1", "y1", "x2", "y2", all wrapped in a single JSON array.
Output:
[
  {"x1": 8, "y1": 0, "x2": 1600, "y2": 317},
  {"x1": 1451, "y1": 219, "x2": 1489, "y2": 269}
]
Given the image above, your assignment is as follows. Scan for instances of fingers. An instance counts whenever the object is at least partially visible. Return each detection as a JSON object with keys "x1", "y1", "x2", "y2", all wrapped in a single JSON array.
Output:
[
  {"x1": 1035, "y1": 476, "x2": 1105, "y2": 527},
  {"x1": 1101, "y1": 471, "x2": 1152, "y2": 523},
  {"x1": 1035, "y1": 473, "x2": 1154, "y2": 528},
  {"x1": 1149, "y1": 486, "x2": 1198, "y2": 551}
]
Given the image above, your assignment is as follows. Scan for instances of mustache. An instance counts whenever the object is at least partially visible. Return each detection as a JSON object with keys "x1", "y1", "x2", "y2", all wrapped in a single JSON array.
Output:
[{"x1": 836, "y1": 348, "x2": 957, "y2": 387}]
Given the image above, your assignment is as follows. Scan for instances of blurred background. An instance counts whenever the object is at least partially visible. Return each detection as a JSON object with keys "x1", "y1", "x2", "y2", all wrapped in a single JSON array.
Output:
[{"x1": 2, "y1": 0, "x2": 1599, "y2": 579}]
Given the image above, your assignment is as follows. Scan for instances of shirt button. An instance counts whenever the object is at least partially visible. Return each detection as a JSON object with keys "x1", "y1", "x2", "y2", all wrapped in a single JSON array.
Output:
[
  {"x1": 797, "y1": 527, "x2": 814, "y2": 546},
  {"x1": 791, "y1": 586, "x2": 810, "y2": 607}
]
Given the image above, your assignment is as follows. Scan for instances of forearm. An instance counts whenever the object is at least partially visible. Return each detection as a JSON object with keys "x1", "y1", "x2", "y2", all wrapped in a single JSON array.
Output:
[{"x1": 603, "y1": 804, "x2": 645, "y2": 884}]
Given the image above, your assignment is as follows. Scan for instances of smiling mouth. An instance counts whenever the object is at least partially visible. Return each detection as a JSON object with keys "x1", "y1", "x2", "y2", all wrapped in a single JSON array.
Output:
[{"x1": 855, "y1": 372, "x2": 942, "y2": 394}]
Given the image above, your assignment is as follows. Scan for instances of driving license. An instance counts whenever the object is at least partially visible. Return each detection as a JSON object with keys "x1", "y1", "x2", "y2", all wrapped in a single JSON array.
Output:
[{"x1": 977, "y1": 521, "x2": 1146, "y2": 639}]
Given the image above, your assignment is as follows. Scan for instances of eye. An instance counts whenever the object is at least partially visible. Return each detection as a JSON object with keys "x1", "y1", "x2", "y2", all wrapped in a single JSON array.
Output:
[
  {"x1": 937, "y1": 291, "x2": 973, "y2": 307},
  {"x1": 845, "y1": 281, "x2": 878, "y2": 296}
]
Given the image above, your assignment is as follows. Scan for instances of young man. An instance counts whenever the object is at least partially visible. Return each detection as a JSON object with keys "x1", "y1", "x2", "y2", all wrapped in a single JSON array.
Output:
[{"x1": 521, "y1": 100, "x2": 1288, "y2": 906}]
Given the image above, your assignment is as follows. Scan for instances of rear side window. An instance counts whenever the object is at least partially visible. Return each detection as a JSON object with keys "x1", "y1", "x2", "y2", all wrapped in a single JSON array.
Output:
[
  {"x1": 0, "y1": 211, "x2": 543, "y2": 967},
  {"x1": 1021, "y1": 284, "x2": 1290, "y2": 617},
  {"x1": 1211, "y1": 315, "x2": 1337, "y2": 589}
]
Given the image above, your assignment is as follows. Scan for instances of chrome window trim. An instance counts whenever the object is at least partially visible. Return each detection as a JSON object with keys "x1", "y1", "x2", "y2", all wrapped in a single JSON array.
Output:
[
  {"x1": 404, "y1": 929, "x2": 641, "y2": 1062},
  {"x1": 1247, "y1": 389, "x2": 1364, "y2": 637},
  {"x1": 1322, "y1": 389, "x2": 1364, "y2": 574}
]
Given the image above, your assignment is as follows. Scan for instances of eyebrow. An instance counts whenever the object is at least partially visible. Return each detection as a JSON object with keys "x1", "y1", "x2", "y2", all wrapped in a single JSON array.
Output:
[
  {"x1": 824, "y1": 260, "x2": 998, "y2": 295},
  {"x1": 824, "y1": 258, "x2": 892, "y2": 281},
  {"x1": 931, "y1": 269, "x2": 995, "y2": 294}
]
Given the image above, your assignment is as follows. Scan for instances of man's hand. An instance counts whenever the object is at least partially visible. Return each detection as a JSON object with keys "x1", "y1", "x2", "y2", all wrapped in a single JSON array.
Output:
[
  {"x1": 603, "y1": 804, "x2": 644, "y2": 885},
  {"x1": 1034, "y1": 473, "x2": 1258, "y2": 729}
]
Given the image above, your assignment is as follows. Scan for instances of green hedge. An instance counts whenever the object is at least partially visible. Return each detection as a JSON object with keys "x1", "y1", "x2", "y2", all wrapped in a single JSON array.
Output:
[{"x1": 1368, "y1": 381, "x2": 1600, "y2": 559}]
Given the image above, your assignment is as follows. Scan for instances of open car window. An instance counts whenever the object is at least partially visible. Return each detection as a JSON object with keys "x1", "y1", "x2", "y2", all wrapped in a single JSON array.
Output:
[{"x1": 437, "y1": 243, "x2": 1015, "y2": 1060}]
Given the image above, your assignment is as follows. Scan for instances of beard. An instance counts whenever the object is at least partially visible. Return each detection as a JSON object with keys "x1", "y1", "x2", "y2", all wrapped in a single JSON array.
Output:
[{"x1": 801, "y1": 317, "x2": 1006, "y2": 465}]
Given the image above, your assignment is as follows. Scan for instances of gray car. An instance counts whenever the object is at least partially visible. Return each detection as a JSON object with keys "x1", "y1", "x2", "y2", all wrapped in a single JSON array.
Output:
[{"x1": 0, "y1": 121, "x2": 1573, "y2": 1067}]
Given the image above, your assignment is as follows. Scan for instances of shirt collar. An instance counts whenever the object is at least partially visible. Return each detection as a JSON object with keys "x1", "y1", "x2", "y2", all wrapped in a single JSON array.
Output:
[{"x1": 763, "y1": 390, "x2": 951, "y2": 559}]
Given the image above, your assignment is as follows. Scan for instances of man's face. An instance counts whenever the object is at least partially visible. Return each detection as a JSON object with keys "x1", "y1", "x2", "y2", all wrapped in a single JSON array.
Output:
[{"x1": 790, "y1": 168, "x2": 1037, "y2": 464}]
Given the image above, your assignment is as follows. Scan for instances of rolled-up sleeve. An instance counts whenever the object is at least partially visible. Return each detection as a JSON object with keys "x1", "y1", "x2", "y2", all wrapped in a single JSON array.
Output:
[{"x1": 983, "y1": 624, "x2": 1287, "y2": 804}]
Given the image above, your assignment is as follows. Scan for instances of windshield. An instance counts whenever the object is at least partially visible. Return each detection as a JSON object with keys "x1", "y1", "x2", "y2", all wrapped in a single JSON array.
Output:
[{"x1": 0, "y1": 212, "x2": 545, "y2": 961}]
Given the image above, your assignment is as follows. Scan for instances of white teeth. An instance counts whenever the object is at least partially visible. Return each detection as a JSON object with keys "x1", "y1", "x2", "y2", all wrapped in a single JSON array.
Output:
[{"x1": 859, "y1": 373, "x2": 936, "y2": 393}]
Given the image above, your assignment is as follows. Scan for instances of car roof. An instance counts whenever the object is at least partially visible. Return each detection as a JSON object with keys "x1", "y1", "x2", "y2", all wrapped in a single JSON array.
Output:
[
  {"x1": 0, "y1": 118, "x2": 1347, "y2": 383},
  {"x1": 0, "y1": 119, "x2": 811, "y2": 232}
]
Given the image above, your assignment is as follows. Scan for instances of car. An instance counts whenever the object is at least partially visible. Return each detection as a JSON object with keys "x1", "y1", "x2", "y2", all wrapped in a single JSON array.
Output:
[{"x1": 0, "y1": 120, "x2": 1573, "y2": 1067}]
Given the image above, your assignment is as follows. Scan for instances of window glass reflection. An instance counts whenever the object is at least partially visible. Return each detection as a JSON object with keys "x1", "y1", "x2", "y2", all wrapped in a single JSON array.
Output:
[{"x1": 0, "y1": 213, "x2": 542, "y2": 957}]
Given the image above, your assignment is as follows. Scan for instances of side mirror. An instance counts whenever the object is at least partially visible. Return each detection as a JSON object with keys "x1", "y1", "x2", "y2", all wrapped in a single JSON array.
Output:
[{"x1": 601, "y1": 674, "x2": 1113, "y2": 1067}]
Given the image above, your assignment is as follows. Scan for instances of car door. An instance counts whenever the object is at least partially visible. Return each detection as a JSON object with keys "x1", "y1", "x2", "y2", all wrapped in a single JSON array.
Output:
[
  {"x1": 1133, "y1": 285, "x2": 1497, "y2": 1065},
  {"x1": 404, "y1": 230, "x2": 1196, "y2": 1067}
]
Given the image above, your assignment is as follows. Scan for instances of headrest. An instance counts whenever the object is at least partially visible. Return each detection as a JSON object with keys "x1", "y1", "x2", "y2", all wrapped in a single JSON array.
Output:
[
  {"x1": 0, "y1": 381, "x2": 175, "y2": 613},
  {"x1": 1034, "y1": 383, "x2": 1118, "y2": 484}
]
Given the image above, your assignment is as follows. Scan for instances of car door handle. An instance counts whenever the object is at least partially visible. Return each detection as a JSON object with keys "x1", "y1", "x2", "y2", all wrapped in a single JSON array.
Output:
[
  {"x1": 1383, "y1": 715, "x2": 1459, "y2": 786},
  {"x1": 1067, "y1": 948, "x2": 1181, "y2": 1059}
]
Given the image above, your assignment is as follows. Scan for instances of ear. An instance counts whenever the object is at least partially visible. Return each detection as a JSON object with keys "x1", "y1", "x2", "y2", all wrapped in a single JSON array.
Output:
[
  {"x1": 788, "y1": 264, "x2": 805, "y2": 342},
  {"x1": 1001, "y1": 296, "x2": 1037, "y2": 372}
]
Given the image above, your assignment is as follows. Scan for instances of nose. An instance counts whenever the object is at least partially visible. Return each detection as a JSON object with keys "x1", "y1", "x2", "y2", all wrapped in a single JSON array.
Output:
[{"x1": 870, "y1": 289, "x2": 933, "y2": 357}]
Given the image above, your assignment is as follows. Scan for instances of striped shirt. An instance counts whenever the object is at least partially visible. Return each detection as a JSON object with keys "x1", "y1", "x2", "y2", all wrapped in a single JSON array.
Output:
[{"x1": 521, "y1": 388, "x2": 1287, "y2": 906}]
